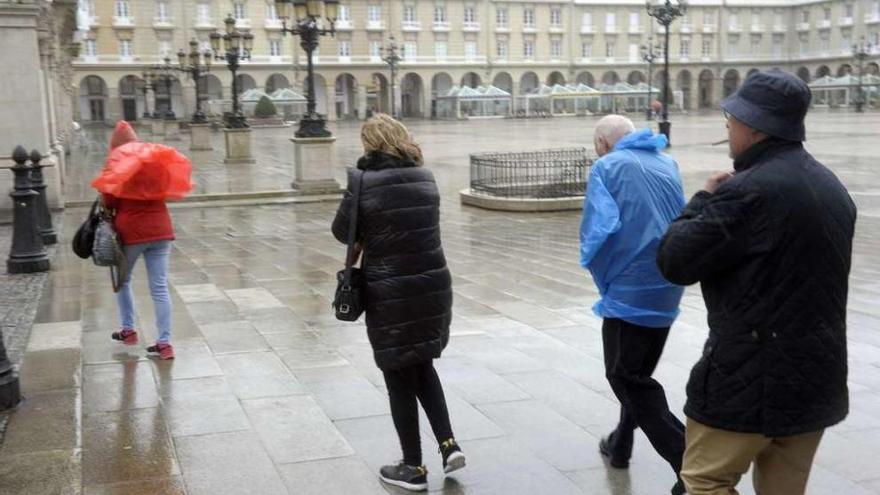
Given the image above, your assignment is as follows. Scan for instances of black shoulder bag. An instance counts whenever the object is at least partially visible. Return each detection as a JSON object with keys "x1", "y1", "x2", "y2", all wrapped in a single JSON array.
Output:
[
  {"x1": 72, "y1": 197, "x2": 100, "y2": 259},
  {"x1": 333, "y1": 170, "x2": 366, "y2": 321}
]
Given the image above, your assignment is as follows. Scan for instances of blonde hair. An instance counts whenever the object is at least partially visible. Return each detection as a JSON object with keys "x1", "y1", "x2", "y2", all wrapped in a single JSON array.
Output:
[{"x1": 360, "y1": 113, "x2": 424, "y2": 166}]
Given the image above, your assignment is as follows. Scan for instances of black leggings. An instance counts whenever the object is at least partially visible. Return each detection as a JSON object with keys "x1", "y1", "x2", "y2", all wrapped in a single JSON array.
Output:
[{"x1": 382, "y1": 360, "x2": 454, "y2": 466}]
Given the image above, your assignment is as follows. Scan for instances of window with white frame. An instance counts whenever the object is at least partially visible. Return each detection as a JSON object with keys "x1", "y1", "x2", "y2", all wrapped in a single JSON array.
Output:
[
  {"x1": 233, "y1": 2, "x2": 246, "y2": 19},
  {"x1": 434, "y1": 5, "x2": 447, "y2": 23},
  {"x1": 270, "y1": 39, "x2": 282, "y2": 56},
  {"x1": 85, "y1": 38, "x2": 98, "y2": 57},
  {"x1": 703, "y1": 11, "x2": 714, "y2": 27},
  {"x1": 464, "y1": 6, "x2": 476, "y2": 23},
  {"x1": 605, "y1": 38, "x2": 615, "y2": 57},
  {"x1": 772, "y1": 34, "x2": 783, "y2": 56},
  {"x1": 750, "y1": 35, "x2": 761, "y2": 53},
  {"x1": 605, "y1": 12, "x2": 616, "y2": 31},
  {"x1": 628, "y1": 43, "x2": 638, "y2": 61},
  {"x1": 872, "y1": 31, "x2": 879, "y2": 47},
  {"x1": 496, "y1": 39, "x2": 508, "y2": 58},
  {"x1": 465, "y1": 41, "x2": 477, "y2": 60},
  {"x1": 820, "y1": 33, "x2": 830, "y2": 52},
  {"x1": 844, "y1": 3, "x2": 854, "y2": 18},
  {"x1": 729, "y1": 12, "x2": 738, "y2": 28},
  {"x1": 629, "y1": 12, "x2": 639, "y2": 29},
  {"x1": 582, "y1": 12, "x2": 592, "y2": 29},
  {"x1": 403, "y1": 6, "x2": 416, "y2": 23},
  {"x1": 86, "y1": 0, "x2": 96, "y2": 17},
  {"x1": 680, "y1": 38, "x2": 690, "y2": 58},
  {"x1": 773, "y1": 11, "x2": 782, "y2": 27},
  {"x1": 158, "y1": 40, "x2": 171, "y2": 57},
  {"x1": 550, "y1": 7, "x2": 561, "y2": 27},
  {"x1": 798, "y1": 34, "x2": 808, "y2": 54},
  {"x1": 370, "y1": 40, "x2": 382, "y2": 58},
  {"x1": 368, "y1": 5, "x2": 381, "y2": 21},
  {"x1": 524, "y1": 39, "x2": 534, "y2": 58},
  {"x1": 841, "y1": 29, "x2": 852, "y2": 49},
  {"x1": 267, "y1": 3, "x2": 278, "y2": 19},
  {"x1": 823, "y1": 7, "x2": 830, "y2": 20},
  {"x1": 119, "y1": 39, "x2": 133, "y2": 58},
  {"x1": 874, "y1": 1, "x2": 880, "y2": 16},
  {"x1": 404, "y1": 41, "x2": 417, "y2": 60},
  {"x1": 752, "y1": 8, "x2": 761, "y2": 26},
  {"x1": 115, "y1": 0, "x2": 130, "y2": 18},
  {"x1": 197, "y1": 3, "x2": 210, "y2": 22},
  {"x1": 801, "y1": 9, "x2": 809, "y2": 23},
  {"x1": 581, "y1": 39, "x2": 592, "y2": 59},
  {"x1": 728, "y1": 36, "x2": 738, "y2": 56},
  {"x1": 496, "y1": 8, "x2": 507, "y2": 27},
  {"x1": 339, "y1": 40, "x2": 351, "y2": 57},
  {"x1": 550, "y1": 38, "x2": 562, "y2": 58},
  {"x1": 702, "y1": 37, "x2": 712, "y2": 57},
  {"x1": 435, "y1": 40, "x2": 447, "y2": 58},
  {"x1": 337, "y1": 5, "x2": 350, "y2": 21},
  {"x1": 157, "y1": 1, "x2": 169, "y2": 21},
  {"x1": 523, "y1": 8, "x2": 534, "y2": 27}
]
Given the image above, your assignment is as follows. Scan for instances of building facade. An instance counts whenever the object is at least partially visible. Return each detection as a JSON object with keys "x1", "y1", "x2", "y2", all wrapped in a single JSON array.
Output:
[{"x1": 73, "y1": 0, "x2": 880, "y2": 123}]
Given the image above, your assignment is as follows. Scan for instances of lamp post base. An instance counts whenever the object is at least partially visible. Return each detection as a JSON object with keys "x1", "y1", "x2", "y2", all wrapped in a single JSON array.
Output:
[
  {"x1": 290, "y1": 135, "x2": 343, "y2": 195},
  {"x1": 190, "y1": 123, "x2": 213, "y2": 151},
  {"x1": 150, "y1": 118, "x2": 165, "y2": 136},
  {"x1": 223, "y1": 127, "x2": 256, "y2": 164},
  {"x1": 658, "y1": 121, "x2": 671, "y2": 145},
  {"x1": 295, "y1": 115, "x2": 332, "y2": 138},
  {"x1": 164, "y1": 119, "x2": 181, "y2": 141}
]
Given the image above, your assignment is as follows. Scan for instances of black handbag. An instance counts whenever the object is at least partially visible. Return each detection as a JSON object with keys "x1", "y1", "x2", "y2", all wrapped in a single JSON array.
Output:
[
  {"x1": 333, "y1": 170, "x2": 365, "y2": 322},
  {"x1": 72, "y1": 198, "x2": 100, "y2": 259}
]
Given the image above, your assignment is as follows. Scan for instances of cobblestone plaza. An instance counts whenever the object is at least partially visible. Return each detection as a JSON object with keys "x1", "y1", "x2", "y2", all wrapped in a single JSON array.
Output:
[{"x1": 2, "y1": 112, "x2": 880, "y2": 494}]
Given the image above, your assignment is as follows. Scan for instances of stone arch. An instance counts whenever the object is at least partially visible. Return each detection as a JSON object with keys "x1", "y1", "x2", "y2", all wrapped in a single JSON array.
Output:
[
  {"x1": 78, "y1": 75, "x2": 108, "y2": 123},
  {"x1": 520, "y1": 71, "x2": 540, "y2": 93},
  {"x1": 235, "y1": 73, "x2": 257, "y2": 92},
  {"x1": 118, "y1": 75, "x2": 143, "y2": 121},
  {"x1": 548, "y1": 71, "x2": 566, "y2": 86},
  {"x1": 461, "y1": 72, "x2": 482, "y2": 88},
  {"x1": 698, "y1": 69, "x2": 714, "y2": 109},
  {"x1": 627, "y1": 71, "x2": 646, "y2": 85},
  {"x1": 335, "y1": 73, "x2": 358, "y2": 120},
  {"x1": 837, "y1": 64, "x2": 853, "y2": 77},
  {"x1": 576, "y1": 71, "x2": 595, "y2": 87},
  {"x1": 430, "y1": 72, "x2": 454, "y2": 118},
  {"x1": 201, "y1": 74, "x2": 223, "y2": 100},
  {"x1": 401, "y1": 72, "x2": 424, "y2": 118},
  {"x1": 867, "y1": 62, "x2": 880, "y2": 76},
  {"x1": 601, "y1": 71, "x2": 620, "y2": 85},
  {"x1": 815, "y1": 65, "x2": 831, "y2": 79},
  {"x1": 723, "y1": 69, "x2": 740, "y2": 98},
  {"x1": 677, "y1": 70, "x2": 693, "y2": 110},
  {"x1": 492, "y1": 72, "x2": 514, "y2": 93},
  {"x1": 369, "y1": 72, "x2": 390, "y2": 114},
  {"x1": 796, "y1": 67, "x2": 811, "y2": 83},
  {"x1": 266, "y1": 73, "x2": 291, "y2": 93}
]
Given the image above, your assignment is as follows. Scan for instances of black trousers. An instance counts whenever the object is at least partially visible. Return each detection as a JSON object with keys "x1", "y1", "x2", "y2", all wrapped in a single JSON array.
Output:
[
  {"x1": 382, "y1": 360, "x2": 454, "y2": 466},
  {"x1": 602, "y1": 318, "x2": 686, "y2": 473}
]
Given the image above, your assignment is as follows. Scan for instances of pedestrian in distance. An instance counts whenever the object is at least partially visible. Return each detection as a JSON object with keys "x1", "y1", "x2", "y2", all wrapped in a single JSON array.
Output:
[
  {"x1": 92, "y1": 121, "x2": 193, "y2": 360},
  {"x1": 580, "y1": 115, "x2": 688, "y2": 495},
  {"x1": 657, "y1": 69, "x2": 857, "y2": 495},
  {"x1": 332, "y1": 114, "x2": 464, "y2": 492}
]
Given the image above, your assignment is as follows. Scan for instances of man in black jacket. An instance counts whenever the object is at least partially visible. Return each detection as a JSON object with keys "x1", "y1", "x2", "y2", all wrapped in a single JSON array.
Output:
[{"x1": 657, "y1": 70, "x2": 857, "y2": 494}]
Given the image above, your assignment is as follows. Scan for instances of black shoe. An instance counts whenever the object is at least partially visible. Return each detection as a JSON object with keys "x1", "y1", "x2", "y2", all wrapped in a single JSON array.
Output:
[
  {"x1": 439, "y1": 438, "x2": 466, "y2": 474},
  {"x1": 671, "y1": 479, "x2": 686, "y2": 495},
  {"x1": 599, "y1": 436, "x2": 630, "y2": 469},
  {"x1": 379, "y1": 462, "x2": 428, "y2": 492}
]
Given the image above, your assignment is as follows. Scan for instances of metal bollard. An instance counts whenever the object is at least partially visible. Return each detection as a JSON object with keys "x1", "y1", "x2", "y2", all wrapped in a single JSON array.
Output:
[
  {"x1": 6, "y1": 145, "x2": 50, "y2": 274},
  {"x1": 0, "y1": 326, "x2": 21, "y2": 410},
  {"x1": 28, "y1": 149, "x2": 57, "y2": 245}
]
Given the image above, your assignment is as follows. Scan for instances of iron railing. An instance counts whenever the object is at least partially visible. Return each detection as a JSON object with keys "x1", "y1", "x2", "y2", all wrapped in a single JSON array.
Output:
[{"x1": 469, "y1": 147, "x2": 594, "y2": 199}]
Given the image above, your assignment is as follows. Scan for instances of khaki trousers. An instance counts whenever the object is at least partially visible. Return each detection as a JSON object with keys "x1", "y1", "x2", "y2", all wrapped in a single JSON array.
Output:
[{"x1": 681, "y1": 418, "x2": 824, "y2": 495}]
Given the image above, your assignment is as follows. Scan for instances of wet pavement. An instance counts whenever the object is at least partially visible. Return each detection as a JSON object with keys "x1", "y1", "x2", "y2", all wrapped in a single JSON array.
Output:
[{"x1": 3, "y1": 112, "x2": 880, "y2": 494}]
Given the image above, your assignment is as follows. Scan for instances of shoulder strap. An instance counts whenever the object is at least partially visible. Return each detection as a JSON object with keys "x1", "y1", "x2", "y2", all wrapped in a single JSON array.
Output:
[{"x1": 343, "y1": 170, "x2": 364, "y2": 277}]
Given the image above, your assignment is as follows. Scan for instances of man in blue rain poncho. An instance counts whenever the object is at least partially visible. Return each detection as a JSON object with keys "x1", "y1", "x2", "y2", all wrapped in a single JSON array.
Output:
[{"x1": 580, "y1": 115, "x2": 687, "y2": 495}]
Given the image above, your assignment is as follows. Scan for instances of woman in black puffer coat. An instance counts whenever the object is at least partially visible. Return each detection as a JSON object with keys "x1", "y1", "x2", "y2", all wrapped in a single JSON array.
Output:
[{"x1": 332, "y1": 114, "x2": 464, "y2": 491}]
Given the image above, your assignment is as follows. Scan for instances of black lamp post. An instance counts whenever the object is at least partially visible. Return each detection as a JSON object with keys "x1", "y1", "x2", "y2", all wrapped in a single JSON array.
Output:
[
  {"x1": 382, "y1": 36, "x2": 402, "y2": 118},
  {"x1": 641, "y1": 37, "x2": 662, "y2": 121},
  {"x1": 275, "y1": 0, "x2": 338, "y2": 138},
  {"x1": 210, "y1": 15, "x2": 254, "y2": 129},
  {"x1": 646, "y1": 0, "x2": 687, "y2": 143},
  {"x1": 852, "y1": 37, "x2": 873, "y2": 113},
  {"x1": 150, "y1": 57, "x2": 178, "y2": 120},
  {"x1": 176, "y1": 39, "x2": 213, "y2": 123},
  {"x1": 139, "y1": 70, "x2": 152, "y2": 118}
]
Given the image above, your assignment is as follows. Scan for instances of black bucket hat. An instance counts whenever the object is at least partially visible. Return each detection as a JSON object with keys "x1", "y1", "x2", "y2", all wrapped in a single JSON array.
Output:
[{"x1": 720, "y1": 69, "x2": 812, "y2": 142}]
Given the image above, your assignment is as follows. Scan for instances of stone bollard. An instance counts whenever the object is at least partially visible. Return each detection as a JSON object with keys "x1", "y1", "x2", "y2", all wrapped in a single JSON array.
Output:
[
  {"x1": 6, "y1": 146, "x2": 50, "y2": 274},
  {"x1": 28, "y1": 149, "x2": 57, "y2": 245},
  {"x1": 0, "y1": 325, "x2": 21, "y2": 410}
]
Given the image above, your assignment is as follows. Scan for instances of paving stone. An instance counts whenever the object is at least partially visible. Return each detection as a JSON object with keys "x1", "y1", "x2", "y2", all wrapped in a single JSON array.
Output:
[
  {"x1": 82, "y1": 361, "x2": 159, "y2": 413},
  {"x1": 26, "y1": 321, "x2": 82, "y2": 352},
  {"x1": 276, "y1": 456, "x2": 390, "y2": 495},
  {"x1": 434, "y1": 358, "x2": 530, "y2": 405},
  {"x1": 0, "y1": 390, "x2": 78, "y2": 455},
  {"x1": 278, "y1": 347, "x2": 351, "y2": 369},
  {"x1": 84, "y1": 476, "x2": 187, "y2": 495},
  {"x1": 242, "y1": 395, "x2": 355, "y2": 464},
  {"x1": 18, "y1": 348, "x2": 81, "y2": 394},
  {"x1": 0, "y1": 449, "x2": 81, "y2": 495},
  {"x1": 158, "y1": 376, "x2": 251, "y2": 437},
  {"x1": 225, "y1": 287, "x2": 285, "y2": 311},
  {"x1": 198, "y1": 319, "x2": 271, "y2": 354}
]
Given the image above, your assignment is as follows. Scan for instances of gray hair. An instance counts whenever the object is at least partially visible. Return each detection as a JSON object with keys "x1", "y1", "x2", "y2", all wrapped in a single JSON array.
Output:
[{"x1": 594, "y1": 115, "x2": 636, "y2": 148}]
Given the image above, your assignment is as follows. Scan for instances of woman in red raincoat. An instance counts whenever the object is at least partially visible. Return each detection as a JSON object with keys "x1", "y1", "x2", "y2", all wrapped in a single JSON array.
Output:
[{"x1": 93, "y1": 121, "x2": 193, "y2": 359}]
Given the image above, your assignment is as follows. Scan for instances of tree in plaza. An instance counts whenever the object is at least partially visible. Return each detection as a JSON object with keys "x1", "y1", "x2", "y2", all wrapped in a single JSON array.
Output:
[{"x1": 254, "y1": 95, "x2": 277, "y2": 118}]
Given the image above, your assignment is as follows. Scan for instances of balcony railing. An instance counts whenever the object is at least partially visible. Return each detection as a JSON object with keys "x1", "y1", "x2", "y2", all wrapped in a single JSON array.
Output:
[
  {"x1": 194, "y1": 17, "x2": 214, "y2": 29},
  {"x1": 432, "y1": 21, "x2": 450, "y2": 31},
  {"x1": 797, "y1": 22, "x2": 810, "y2": 31},
  {"x1": 702, "y1": 24, "x2": 716, "y2": 33},
  {"x1": 152, "y1": 17, "x2": 173, "y2": 29},
  {"x1": 366, "y1": 20, "x2": 385, "y2": 30},
  {"x1": 680, "y1": 23, "x2": 692, "y2": 33},
  {"x1": 335, "y1": 19, "x2": 354, "y2": 30},
  {"x1": 772, "y1": 23, "x2": 785, "y2": 32},
  {"x1": 818, "y1": 19, "x2": 831, "y2": 29},
  {"x1": 580, "y1": 24, "x2": 593, "y2": 34},
  {"x1": 495, "y1": 24, "x2": 509, "y2": 32},
  {"x1": 463, "y1": 21, "x2": 481, "y2": 31},
  {"x1": 628, "y1": 24, "x2": 640, "y2": 33},
  {"x1": 605, "y1": 24, "x2": 617, "y2": 34},
  {"x1": 235, "y1": 18, "x2": 251, "y2": 29},
  {"x1": 839, "y1": 17, "x2": 853, "y2": 26},
  {"x1": 265, "y1": 18, "x2": 283, "y2": 30},
  {"x1": 402, "y1": 20, "x2": 421, "y2": 30},
  {"x1": 866, "y1": 13, "x2": 880, "y2": 24},
  {"x1": 112, "y1": 16, "x2": 134, "y2": 28},
  {"x1": 523, "y1": 23, "x2": 537, "y2": 32},
  {"x1": 550, "y1": 23, "x2": 564, "y2": 32}
]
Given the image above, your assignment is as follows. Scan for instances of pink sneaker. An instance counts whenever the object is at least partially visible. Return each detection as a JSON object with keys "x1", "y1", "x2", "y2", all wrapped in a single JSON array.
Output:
[
  {"x1": 111, "y1": 329, "x2": 139, "y2": 345},
  {"x1": 147, "y1": 342, "x2": 175, "y2": 360}
]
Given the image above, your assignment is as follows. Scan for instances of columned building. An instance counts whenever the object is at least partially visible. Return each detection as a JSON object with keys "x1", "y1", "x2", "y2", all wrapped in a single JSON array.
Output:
[{"x1": 73, "y1": 0, "x2": 880, "y2": 123}]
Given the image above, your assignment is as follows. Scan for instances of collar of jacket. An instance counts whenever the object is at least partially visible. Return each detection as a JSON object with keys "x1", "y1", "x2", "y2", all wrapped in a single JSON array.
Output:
[
  {"x1": 356, "y1": 151, "x2": 418, "y2": 171},
  {"x1": 733, "y1": 138, "x2": 802, "y2": 172}
]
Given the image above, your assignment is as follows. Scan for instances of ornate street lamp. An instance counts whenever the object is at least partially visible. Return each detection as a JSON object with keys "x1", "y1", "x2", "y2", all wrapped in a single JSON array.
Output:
[
  {"x1": 852, "y1": 37, "x2": 873, "y2": 113},
  {"x1": 210, "y1": 15, "x2": 254, "y2": 129},
  {"x1": 176, "y1": 39, "x2": 213, "y2": 123},
  {"x1": 646, "y1": 0, "x2": 687, "y2": 143},
  {"x1": 150, "y1": 57, "x2": 178, "y2": 120},
  {"x1": 382, "y1": 36, "x2": 402, "y2": 118},
  {"x1": 641, "y1": 37, "x2": 662, "y2": 121},
  {"x1": 275, "y1": 0, "x2": 338, "y2": 138}
]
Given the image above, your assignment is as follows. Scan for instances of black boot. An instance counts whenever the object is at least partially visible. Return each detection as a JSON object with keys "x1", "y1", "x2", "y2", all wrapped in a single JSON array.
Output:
[{"x1": 599, "y1": 433, "x2": 631, "y2": 469}]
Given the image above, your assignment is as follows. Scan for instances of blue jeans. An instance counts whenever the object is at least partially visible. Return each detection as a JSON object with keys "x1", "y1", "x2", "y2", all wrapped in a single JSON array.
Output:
[{"x1": 116, "y1": 240, "x2": 173, "y2": 343}]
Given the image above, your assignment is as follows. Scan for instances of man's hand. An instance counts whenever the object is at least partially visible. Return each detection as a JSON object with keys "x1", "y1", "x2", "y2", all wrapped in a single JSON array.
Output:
[{"x1": 703, "y1": 171, "x2": 735, "y2": 194}]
